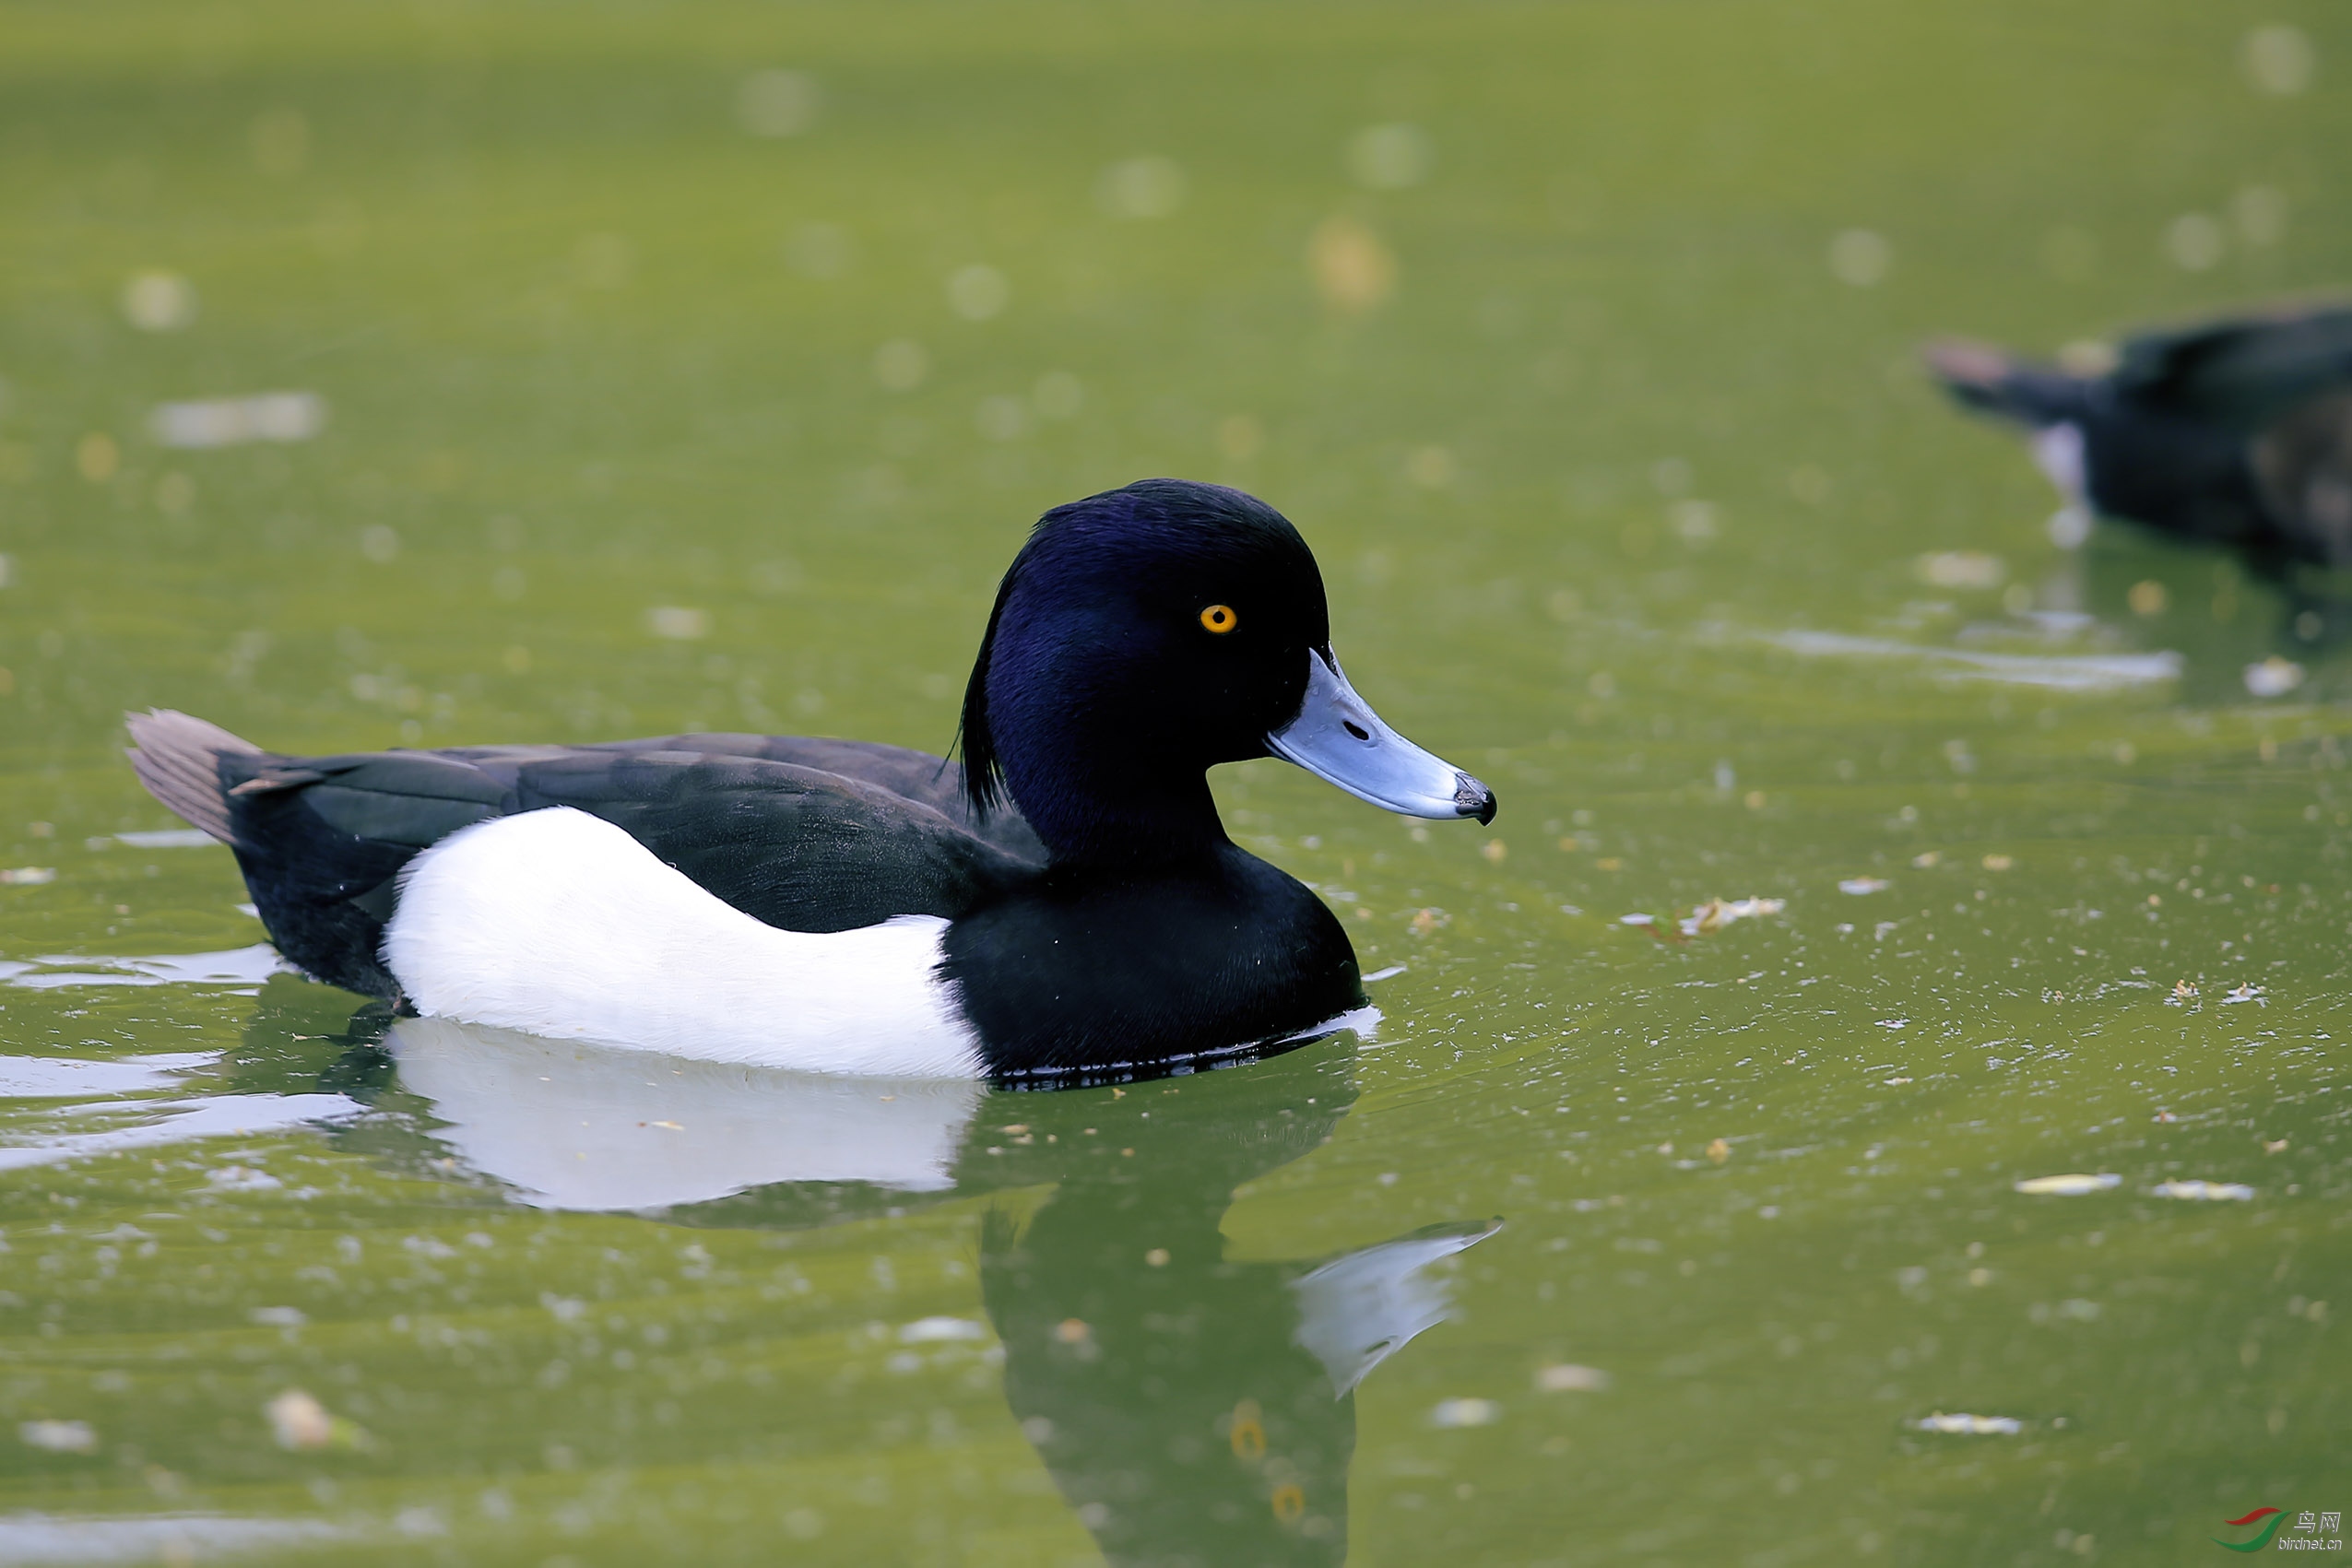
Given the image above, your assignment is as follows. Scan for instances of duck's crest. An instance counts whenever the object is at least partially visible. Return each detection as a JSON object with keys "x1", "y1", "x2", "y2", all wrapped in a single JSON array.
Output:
[{"x1": 954, "y1": 549, "x2": 1020, "y2": 818}]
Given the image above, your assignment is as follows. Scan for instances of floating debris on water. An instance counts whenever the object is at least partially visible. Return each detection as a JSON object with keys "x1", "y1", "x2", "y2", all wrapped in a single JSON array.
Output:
[
  {"x1": 2152, "y1": 1110, "x2": 2178, "y2": 1123},
  {"x1": 1911, "y1": 850, "x2": 1941, "y2": 868},
  {"x1": 1428, "y1": 1397, "x2": 1501, "y2": 1428},
  {"x1": 2150, "y1": 1180, "x2": 2253, "y2": 1201},
  {"x1": 2243, "y1": 656, "x2": 2305, "y2": 698},
  {"x1": 1678, "y1": 896, "x2": 1784, "y2": 937},
  {"x1": 1706, "y1": 1138, "x2": 1731, "y2": 1163},
  {"x1": 249, "y1": 1306, "x2": 307, "y2": 1328},
  {"x1": 1915, "y1": 551, "x2": 2004, "y2": 590},
  {"x1": 1913, "y1": 1412, "x2": 2023, "y2": 1435},
  {"x1": 18, "y1": 1420, "x2": 98, "y2": 1454},
  {"x1": 2220, "y1": 984, "x2": 2263, "y2": 1005},
  {"x1": 149, "y1": 392, "x2": 325, "y2": 448},
  {"x1": 2014, "y1": 1173, "x2": 2120, "y2": 1197},
  {"x1": 1980, "y1": 854, "x2": 2013, "y2": 871},
  {"x1": 1533, "y1": 1364, "x2": 1610, "y2": 1393},
  {"x1": 1, "y1": 867, "x2": 56, "y2": 885},
  {"x1": 1839, "y1": 877, "x2": 1890, "y2": 895},
  {"x1": 115, "y1": 829, "x2": 214, "y2": 849},
  {"x1": 2169, "y1": 979, "x2": 2198, "y2": 1004},
  {"x1": 266, "y1": 1388, "x2": 370, "y2": 1452},
  {"x1": 897, "y1": 1317, "x2": 987, "y2": 1344}
]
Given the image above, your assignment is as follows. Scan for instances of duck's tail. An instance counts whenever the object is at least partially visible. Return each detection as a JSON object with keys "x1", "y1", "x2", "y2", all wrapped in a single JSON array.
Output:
[
  {"x1": 1923, "y1": 338, "x2": 2086, "y2": 429},
  {"x1": 124, "y1": 708, "x2": 262, "y2": 845}
]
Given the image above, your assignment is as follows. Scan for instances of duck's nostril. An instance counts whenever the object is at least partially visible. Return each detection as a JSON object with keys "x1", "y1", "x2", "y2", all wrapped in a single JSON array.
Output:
[{"x1": 1342, "y1": 721, "x2": 1370, "y2": 742}]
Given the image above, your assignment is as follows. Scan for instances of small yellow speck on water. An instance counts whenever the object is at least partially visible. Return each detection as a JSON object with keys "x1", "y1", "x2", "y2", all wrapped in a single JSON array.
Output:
[
  {"x1": 1912, "y1": 850, "x2": 1941, "y2": 868},
  {"x1": 1145, "y1": 1247, "x2": 1170, "y2": 1267},
  {"x1": 1409, "y1": 907, "x2": 1442, "y2": 935},
  {"x1": 1707, "y1": 1138, "x2": 1731, "y2": 1163},
  {"x1": 999, "y1": 1125, "x2": 1028, "y2": 1136},
  {"x1": 76, "y1": 431, "x2": 119, "y2": 482},
  {"x1": 1595, "y1": 856, "x2": 1624, "y2": 871},
  {"x1": 1557, "y1": 836, "x2": 1578, "y2": 852},
  {"x1": 2146, "y1": 893, "x2": 2161, "y2": 906},
  {"x1": 651, "y1": 1120, "x2": 682, "y2": 1131},
  {"x1": 2264, "y1": 1138, "x2": 2288, "y2": 1154},
  {"x1": 1981, "y1": 854, "x2": 2014, "y2": 871},
  {"x1": 1656, "y1": 1142, "x2": 1673, "y2": 1156},
  {"x1": 1120, "y1": 1148, "x2": 1134, "y2": 1157},
  {"x1": 1054, "y1": 1318, "x2": 1091, "y2": 1344},
  {"x1": 1110, "y1": 1088, "x2": 1125, "y2": 1099},
  {"x1": 1743, "y1": 791, "x2": 1766, "y2": 811},
  {"x1": 1230, "y1": 1399, "x2": 1266, "y2": 1460},
  {"x1": 1355, "y1": 906, "x2": 1372, "y2": 919},
  {"x1": 1481, "y1": 839, "x2": 1507, "y2": 863}
]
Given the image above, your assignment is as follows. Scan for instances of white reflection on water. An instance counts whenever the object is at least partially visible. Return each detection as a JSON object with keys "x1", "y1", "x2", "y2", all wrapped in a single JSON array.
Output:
[
  {"x1": 0, "y1": 946, "x2": 289, "y2": 991},
  {"x1": 1765, "y1": 630, "x2": 2181, "y2": 690},
  {"x1": 0, "y1": 1053, "x2": 211, "y2": 1099},
  {"x1": 0, "y1": 1512, "x2": 350, "y2": 1562},
  {"x1": 385, "y1": 1018, "x2": 984, "y2": 1211},
  {"x1": 1290, "y1": 1219, "x2": 1501, "y2": 1397},
  {"x1": 0, "y1": 1093, "x2": 360, "y2": 1173}
]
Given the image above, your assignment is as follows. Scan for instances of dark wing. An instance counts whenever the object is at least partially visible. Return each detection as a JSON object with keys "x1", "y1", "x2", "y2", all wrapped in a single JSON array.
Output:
[
  {"x1": 2112, "y1": 304, "x2": 2352, "y2": 431},
  {"x1": 128, "y1": 713, "x2": 1044, "y2": 1001},
  {"x1": 543, "y1": 733, "x2": 1046, "y2": 864}
]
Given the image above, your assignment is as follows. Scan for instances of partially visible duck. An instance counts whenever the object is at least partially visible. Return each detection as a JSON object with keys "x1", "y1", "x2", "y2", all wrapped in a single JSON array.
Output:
[
  {"x1": 129, "y1": 478, "x2": 1495, "y2": 1082},
  {"x1": 1926, "y1": 303, "x2": 2352, "y2": 571}
]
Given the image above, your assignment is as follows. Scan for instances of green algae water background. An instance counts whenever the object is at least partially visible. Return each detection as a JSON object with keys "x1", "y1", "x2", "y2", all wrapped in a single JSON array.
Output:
[{"x1": 2, "y1": 1, "x2": 2349, "y2": 1562}]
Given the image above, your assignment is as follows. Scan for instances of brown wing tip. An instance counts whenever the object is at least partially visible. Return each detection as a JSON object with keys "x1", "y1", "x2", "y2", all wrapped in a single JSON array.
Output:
[
  {"x1": 124, "y1": 709, "x2": 263, "y2": 845},
  {"x1": 1922, "y1": 337, "x2": 2015, "y2": 390}
]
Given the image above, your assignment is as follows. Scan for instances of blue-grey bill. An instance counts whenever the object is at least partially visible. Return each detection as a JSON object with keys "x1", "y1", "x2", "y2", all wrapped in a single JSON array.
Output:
[{"x1": 1266, "y1": 650, "x2": 1496, "y2": 825}]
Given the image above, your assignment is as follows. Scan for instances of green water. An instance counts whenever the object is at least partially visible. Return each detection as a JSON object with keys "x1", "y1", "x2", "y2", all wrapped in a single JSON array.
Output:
[{"x1": 3, "y1": 2, "x2": 2349, "y2": 1562}]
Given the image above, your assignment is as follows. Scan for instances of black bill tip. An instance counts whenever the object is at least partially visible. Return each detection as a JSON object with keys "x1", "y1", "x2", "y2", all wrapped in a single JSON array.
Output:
[{"x1": 1454, "y1": 772, "x2": 1497, "y2": 826}]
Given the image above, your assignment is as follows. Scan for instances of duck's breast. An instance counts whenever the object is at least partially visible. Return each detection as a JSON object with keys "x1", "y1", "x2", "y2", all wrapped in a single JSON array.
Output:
[{"x1": 382, "y1": 807, "x2": 982, "y2": 1076}]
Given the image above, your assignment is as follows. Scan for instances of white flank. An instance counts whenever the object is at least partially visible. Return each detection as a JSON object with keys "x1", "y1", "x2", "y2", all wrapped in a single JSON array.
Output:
[
  {"x1": 383, "y1": 807, "x2": 982, "y2": 1077},
  {"x1": 385, "y1": 1017, "x2": 983, "y2": 1209}
]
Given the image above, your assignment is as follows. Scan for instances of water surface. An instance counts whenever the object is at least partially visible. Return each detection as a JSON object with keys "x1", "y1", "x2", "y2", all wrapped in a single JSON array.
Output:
[{"x1": 2, "y1": 2, "x2": 2347, "y2": 1562}]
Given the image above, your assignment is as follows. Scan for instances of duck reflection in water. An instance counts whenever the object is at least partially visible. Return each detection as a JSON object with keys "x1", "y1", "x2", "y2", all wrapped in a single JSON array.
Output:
[
  {"x1": 306, "y1": 1011, "x2": 1495, "y2": 1566},
  {"x1": 975, "y1": 1047, "x2": 1496, "y2": 1566}
]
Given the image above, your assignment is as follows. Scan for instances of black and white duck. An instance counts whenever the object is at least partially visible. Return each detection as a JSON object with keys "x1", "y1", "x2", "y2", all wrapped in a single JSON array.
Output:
[
  {"x1": 1926, "y1": 302, "x2": 2352, "y2": 571},
  {"x1": 129, "y1": 478, "x2": 1495, "y2": 1083}
]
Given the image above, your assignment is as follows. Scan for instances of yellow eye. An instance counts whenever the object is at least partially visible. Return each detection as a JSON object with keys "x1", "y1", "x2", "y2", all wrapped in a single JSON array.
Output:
[{"x1": 1200, "y1": 604, "x2": 1238, "y2": 634}]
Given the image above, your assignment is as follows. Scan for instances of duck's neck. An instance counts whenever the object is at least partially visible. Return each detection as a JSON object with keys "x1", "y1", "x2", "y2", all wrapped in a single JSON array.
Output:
[{"x1": 1001, "y1": 756, "x2": 1232, "y2": 869}]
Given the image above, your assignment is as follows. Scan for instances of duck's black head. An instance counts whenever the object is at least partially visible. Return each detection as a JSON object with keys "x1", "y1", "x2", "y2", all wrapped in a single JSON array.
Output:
[{"x1": 962, "y1": 478, "x2": 1494, "y2": 865}]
